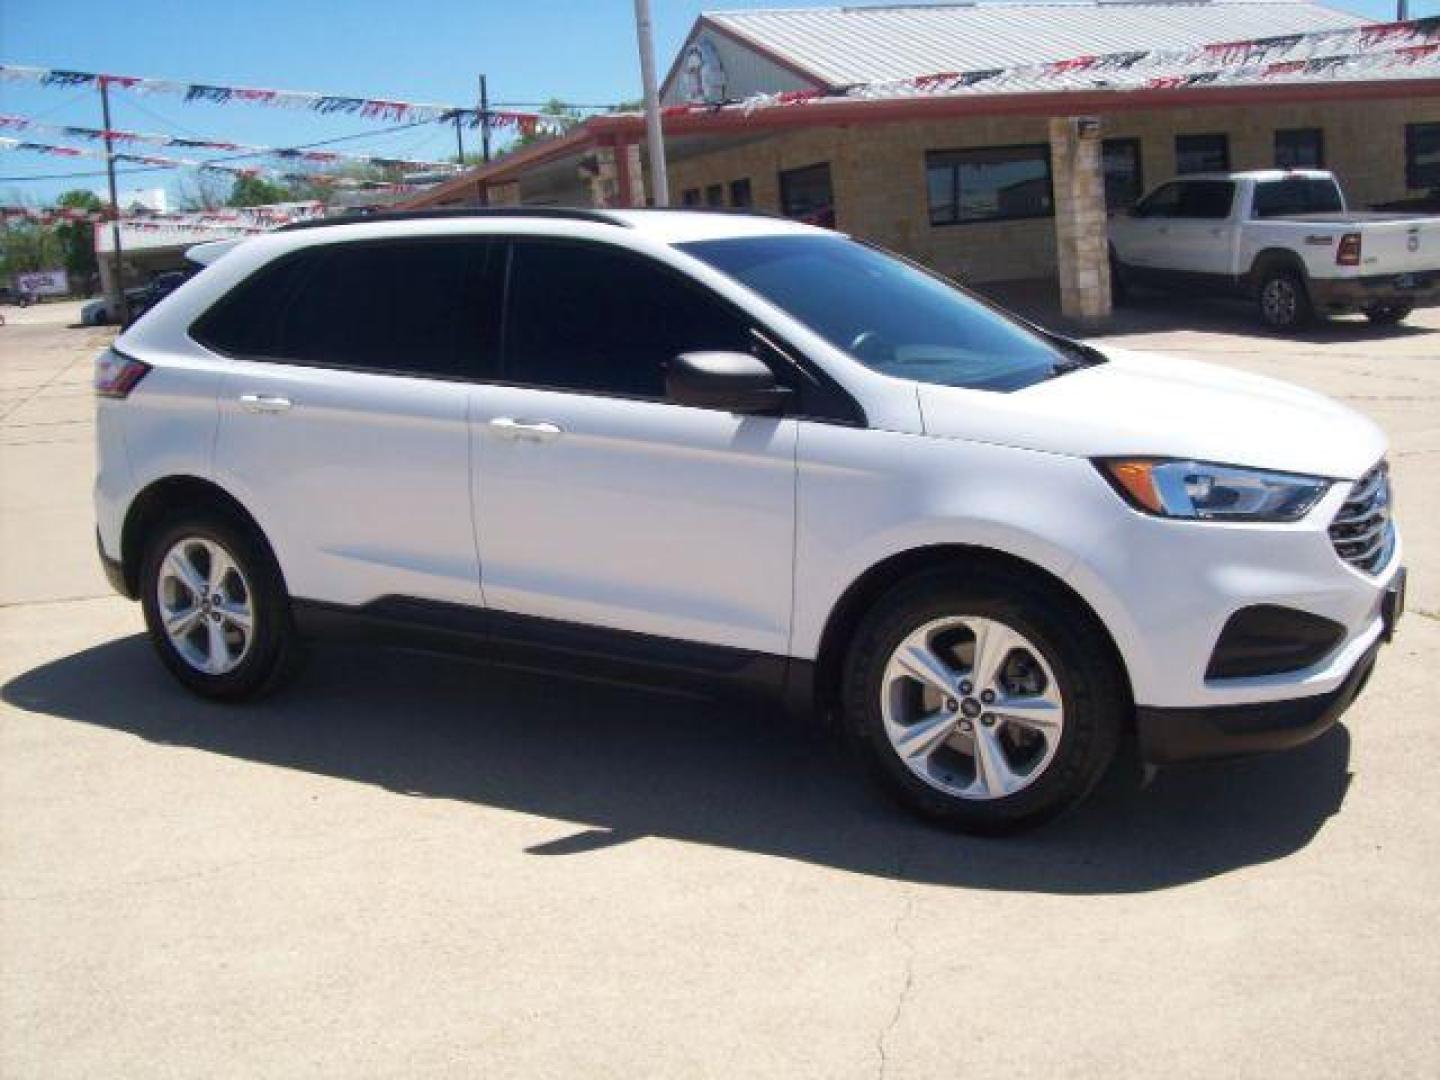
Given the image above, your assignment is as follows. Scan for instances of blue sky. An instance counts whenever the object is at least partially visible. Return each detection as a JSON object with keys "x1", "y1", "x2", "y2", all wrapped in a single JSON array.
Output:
[{"x1": 0, "y1": 0, "x2": 1431, "y2": 205}]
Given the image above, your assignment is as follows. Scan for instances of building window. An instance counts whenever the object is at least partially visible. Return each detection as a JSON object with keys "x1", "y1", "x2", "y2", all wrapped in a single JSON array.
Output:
[
  {"x1": 704, "y1": 183, "x2": 724, "y2": 207},
  {"x1": 1406, "y1": 122, "x2": 1440, "y2": 190},
  {"x1": 925, "y1": 144, "x2": 1053, "y2": 225},
  {"x1": 779, "y1": 163, "x2": 835, "y2": 228},
  {"x1": 729, "y1": 178, "x2": 753, "y2": 208},
  {"x1": 681, "y1": 188, "x2": 701, "y2": 207},
  {"x1": 1101, "y1": 138, "x2": 1144, "y2": 210},
  {"x1": 1275, "y1": 128, "x2": 1324, "y2": 169},
  {"x1": 1175, "y1": 133, "x2": 1230, "y2": 175}
]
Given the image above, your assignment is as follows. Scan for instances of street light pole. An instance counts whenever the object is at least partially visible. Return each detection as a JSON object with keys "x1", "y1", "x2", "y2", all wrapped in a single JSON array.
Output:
[
  {"x1": 98, "y1": 75, "x2": 130, "y2": 325},
  {"x1": 633, "y1": 0, "x2": 670, "y2": 206},
  {"x1": 479, "y1": 74, "x2": 492, "y2": 164}
]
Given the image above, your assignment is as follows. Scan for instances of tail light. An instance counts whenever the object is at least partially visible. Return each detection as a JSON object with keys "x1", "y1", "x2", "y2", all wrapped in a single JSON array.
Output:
[
  {"x1": 1336, "y1": 233, "x2": 1362, "y2": 267},
  {"x1": 94, "y1": 348, "x2": 151, "y2": 399}
]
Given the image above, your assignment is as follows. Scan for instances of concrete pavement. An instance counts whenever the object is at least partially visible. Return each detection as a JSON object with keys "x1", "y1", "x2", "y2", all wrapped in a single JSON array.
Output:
[{"x1": 2, "y1": 296, "x2": 1438, "y2": 1078}]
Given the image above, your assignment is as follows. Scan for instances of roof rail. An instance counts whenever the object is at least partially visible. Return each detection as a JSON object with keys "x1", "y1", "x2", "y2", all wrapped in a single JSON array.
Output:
[{"x1": 276, "y1": 206, "x2": 630, "y2": 232}]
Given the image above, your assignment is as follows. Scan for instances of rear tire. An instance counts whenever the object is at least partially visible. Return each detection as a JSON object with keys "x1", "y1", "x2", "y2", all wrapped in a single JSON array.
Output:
[
  {"x1": 1365, "y1": 303, "x2": 1413, "y2": 326},
  {"x1": 841, "y1": 568, "x2": 1125, "y2": 834},
  {"x1": 139, "y1": 508, "x2": 299, "y2": 701},
  {"x1": 1256, "y1": 268, "x2": 1313, "y2": 331}
]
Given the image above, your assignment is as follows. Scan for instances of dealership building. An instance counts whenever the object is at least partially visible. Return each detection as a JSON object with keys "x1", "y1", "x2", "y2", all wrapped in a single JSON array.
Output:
[{"x1": 407, "y1": 1, "x2": 1440, "y2": 319}]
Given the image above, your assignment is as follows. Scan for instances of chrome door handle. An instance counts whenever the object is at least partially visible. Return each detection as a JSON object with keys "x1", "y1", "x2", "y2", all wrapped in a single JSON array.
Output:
[
  {"x1": 239, "y1": 394, "x2": 292, "y2": 414},
  {"x1": 489, "y1": 417, "x2": 562, "y2": 440}
]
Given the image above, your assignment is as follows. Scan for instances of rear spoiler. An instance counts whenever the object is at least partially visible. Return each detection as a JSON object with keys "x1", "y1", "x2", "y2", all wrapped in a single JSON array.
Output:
[{"x1": 185, "y1": 239, "x2": 243, "y2": 268}]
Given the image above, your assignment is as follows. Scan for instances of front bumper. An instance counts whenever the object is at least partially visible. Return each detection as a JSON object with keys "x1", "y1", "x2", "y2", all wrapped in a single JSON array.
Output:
[
  {"x1": 1136, "y1": 640, "x2": 1379, "y2": 764},
  {"x1": 1310, "y1": 271, "x2": 1440, "y2": 312}
]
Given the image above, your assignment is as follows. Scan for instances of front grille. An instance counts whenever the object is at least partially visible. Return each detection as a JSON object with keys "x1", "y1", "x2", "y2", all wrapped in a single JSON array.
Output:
[{"x1": 1329, "y1": 461, "x2": 1394, "y2": 574}]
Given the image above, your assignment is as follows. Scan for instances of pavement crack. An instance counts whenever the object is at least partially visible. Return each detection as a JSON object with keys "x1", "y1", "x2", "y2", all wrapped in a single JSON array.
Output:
[{"x1": 876, "y1": 842, "x2": 919, "y2": 1080}]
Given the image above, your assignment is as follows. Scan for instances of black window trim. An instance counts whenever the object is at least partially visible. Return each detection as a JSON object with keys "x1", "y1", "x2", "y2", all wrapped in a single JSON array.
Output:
[
  {"x1": 1101, "y1": 136, "x2": 1145, "y2": 210},
  {"x1": 1274, "y1": 127, "x2": 1325, "y2": 170},
  {"x1": 494, "y1": 234, "x2": 866, "y2": 426},
  {"x1": 778, "y1": 161, "x2": 835, "y2": 223},
  {"x1": 187, "y1": 235, "x2": 500, "y2": 386},
  {"x1": 188, "y1": 231, "x2": 867, "y2": 426},
  {"x1": 1405, "y1": 121, "x2": 1440, "y2": 190},
  {"x1": 925, "y1": 142, "x2": 1056, "y2": 227},
  {"x1": 1174, "y1": 132, "x2": 1231, "y2": 175}
]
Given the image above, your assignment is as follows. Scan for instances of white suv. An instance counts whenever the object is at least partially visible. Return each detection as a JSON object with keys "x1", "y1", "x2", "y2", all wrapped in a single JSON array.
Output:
[{"x1": 94, "y1": 208, "x2": 1405, "y2": 833}]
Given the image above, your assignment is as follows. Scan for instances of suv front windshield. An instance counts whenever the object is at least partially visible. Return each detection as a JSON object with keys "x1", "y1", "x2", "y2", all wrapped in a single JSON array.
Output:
[{"x1": 678, "y1": 234, "x2": 1091, "y2": 392}]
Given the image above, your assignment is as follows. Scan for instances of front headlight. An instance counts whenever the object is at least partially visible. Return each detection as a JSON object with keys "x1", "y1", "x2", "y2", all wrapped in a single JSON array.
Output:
[{"x1": 1097, "y1": 458, "x2": 1330, "y2": 522}]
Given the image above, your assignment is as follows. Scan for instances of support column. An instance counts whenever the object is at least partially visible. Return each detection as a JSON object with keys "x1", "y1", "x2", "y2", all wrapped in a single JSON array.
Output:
[{"x1": 1049, "y1": 116, "x2": 1111, "y2": 324}]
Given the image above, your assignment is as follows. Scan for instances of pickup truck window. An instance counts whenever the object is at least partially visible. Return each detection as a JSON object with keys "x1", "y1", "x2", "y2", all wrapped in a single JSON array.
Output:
[
  {"x1": 1134, "y1": 180, "x2": 1234, "y2": 220},
  {"x1": 1251, "y1": 177, "x2": 1344, "y2": 218}
]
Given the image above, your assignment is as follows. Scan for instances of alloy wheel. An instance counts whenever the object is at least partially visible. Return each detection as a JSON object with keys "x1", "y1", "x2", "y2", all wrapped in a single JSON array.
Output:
[
  {"x1": 880, "y1": 615, "x2": 1065, "y2": 801},
  {"x1": 1261, "y1": 278, "x2": 1297, "y2": 326},
  {"x1": 156, "y1": 536, "x2": 254, "y2": 675}
]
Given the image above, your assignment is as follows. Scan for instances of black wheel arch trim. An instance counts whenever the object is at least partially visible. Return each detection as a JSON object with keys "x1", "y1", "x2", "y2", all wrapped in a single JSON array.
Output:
[
  {"x1": 120, "y1": 474, "x2": 281, "y2": 599},
  {"x1": 811, "y1": 543, "x2": 1134, "y2": 721}
]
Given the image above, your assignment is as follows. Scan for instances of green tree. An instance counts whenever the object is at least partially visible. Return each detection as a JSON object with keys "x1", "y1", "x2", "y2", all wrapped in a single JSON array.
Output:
[
  {"x1": 0, "y1": 218, "x2": 63, "y2": 279},
  {"x1": 227, "y1": 174, "x2": 295, "y2": 207},
  {"x1": 54, "y1": 189, "x2": 103, "y2": 288}
]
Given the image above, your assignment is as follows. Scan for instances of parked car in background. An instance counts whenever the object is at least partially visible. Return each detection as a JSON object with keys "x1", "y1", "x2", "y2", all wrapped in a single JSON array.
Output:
[
  {"x1": 0, "y1": 284, "x2": 36, "y2": 308},
  {"x1": 94, "y1": 208, "x2": 1403, "y2": 833},
  {"x1": 127, "y1": 270, "x2": 193, "y2": 322},
  {"x1": 1109, "y1": 170, "x2": 1440, "y2": 329}
]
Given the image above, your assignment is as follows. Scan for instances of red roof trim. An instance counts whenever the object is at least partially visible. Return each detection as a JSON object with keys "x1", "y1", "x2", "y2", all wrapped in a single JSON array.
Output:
[{"x1": 405, "y1": 78, "x2": 1440, "y2": 207}]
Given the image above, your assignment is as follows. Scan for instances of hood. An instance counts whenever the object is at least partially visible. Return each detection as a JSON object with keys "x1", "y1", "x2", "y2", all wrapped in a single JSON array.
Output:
[{"x1": 916, "y1": 345, "x2": 1385, "y2": 480}]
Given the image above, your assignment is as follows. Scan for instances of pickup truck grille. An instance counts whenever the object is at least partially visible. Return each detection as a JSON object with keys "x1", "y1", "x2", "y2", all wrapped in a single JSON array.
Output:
[{"x1": 1328, "y1": 462, "x2": 1394, "y2": 574}]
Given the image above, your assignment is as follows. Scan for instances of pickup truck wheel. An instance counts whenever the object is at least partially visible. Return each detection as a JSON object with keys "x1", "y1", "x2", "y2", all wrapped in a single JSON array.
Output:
[
  {"x1": 1365, "y1": 303, "x2": 1413, "y2": 326},
  {"x1": 139, "y1": 509, "x2": 300, "y2": 701},
  {"x1": 841, "y1": 569, "x2": 1123, "y2": 834},
  {"x1": 1256, "y1": 269, "x2": 1312, "y2": 331}
]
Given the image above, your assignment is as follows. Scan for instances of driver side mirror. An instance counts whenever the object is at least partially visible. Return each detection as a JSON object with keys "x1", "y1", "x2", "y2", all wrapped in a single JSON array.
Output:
[{"x1": 666, "y1": 352, "x2": 791, "y2": 415}]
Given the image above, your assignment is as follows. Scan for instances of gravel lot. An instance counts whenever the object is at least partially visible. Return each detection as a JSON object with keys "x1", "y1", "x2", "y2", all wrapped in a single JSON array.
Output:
[{"x1": 3, "y1": 295, "x2": 1438, "y2": 1078}]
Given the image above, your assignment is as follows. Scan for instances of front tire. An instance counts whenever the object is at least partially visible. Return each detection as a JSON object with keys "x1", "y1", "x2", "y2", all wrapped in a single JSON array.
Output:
[
  {"x1": 841, "y1": 568, "x2": 1125, "y2": 834},
  {"x1": 1256, "y1": 268, "x2": 1313, "y2": 331},
  {"x1": 1365, "y1": 303, "x2": 1413, "y2": 325},
  {"x1": 140, "y1": 509, "x2": 298, "y2": 701}
]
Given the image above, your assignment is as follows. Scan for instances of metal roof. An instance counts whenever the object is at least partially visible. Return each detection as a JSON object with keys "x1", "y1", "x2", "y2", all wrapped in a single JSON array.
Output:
[{"x1": 705, "y1": 1, "x2": 1370, "y2": 87}]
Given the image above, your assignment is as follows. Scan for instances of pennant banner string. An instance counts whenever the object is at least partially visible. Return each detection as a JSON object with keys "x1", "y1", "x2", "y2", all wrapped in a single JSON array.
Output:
[
  {"x1": 0, "y1": 63, "x2": 576, "y2": 135},
  {"x1": 0, "y1": 136, "x2": 428, "y2": 191},
  {"x1": 0, "y1": 114, "x2": 463, "y2": 171}
]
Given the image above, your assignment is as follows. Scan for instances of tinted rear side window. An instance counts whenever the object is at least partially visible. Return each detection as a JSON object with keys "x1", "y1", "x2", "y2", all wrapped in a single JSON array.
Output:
[
  {"x1": 193, "y1": 239, "x2": 493, "y2": 378},
  {"x1": 1251, "y1": 177, "x2": 1343, "y2": 218},
  {"x1": 503, "y1": 239, "x2": 752, "y2": 398}
]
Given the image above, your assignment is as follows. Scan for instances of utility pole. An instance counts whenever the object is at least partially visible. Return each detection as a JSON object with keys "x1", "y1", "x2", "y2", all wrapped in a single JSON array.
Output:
[
  {"x1": 98, "y1": 75, "x2": 129, "y2": 326},
  {"x1": 479, "y1": 75, "x2": 492, "y2": 163},
  {"x1": 633, "y1": 0, "x2": 670, "y2": 206},
  {"x1": 1397, "y1": 1, "x2": 1409, "y2": 21},
  {"x1": 453, "y1": 112, "x2": 465, "y2": 164}
]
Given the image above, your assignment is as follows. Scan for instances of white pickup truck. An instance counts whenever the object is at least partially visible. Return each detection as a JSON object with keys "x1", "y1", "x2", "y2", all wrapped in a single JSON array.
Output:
[{"x1": 1109, "y1": 170, "x2": 1440, "y2": 330}]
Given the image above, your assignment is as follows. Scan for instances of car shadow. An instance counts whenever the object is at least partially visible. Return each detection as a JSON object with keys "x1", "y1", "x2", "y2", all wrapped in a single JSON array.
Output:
[{"x1": 2, "y1": 635, "x2": 1353, "y2": 896}]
